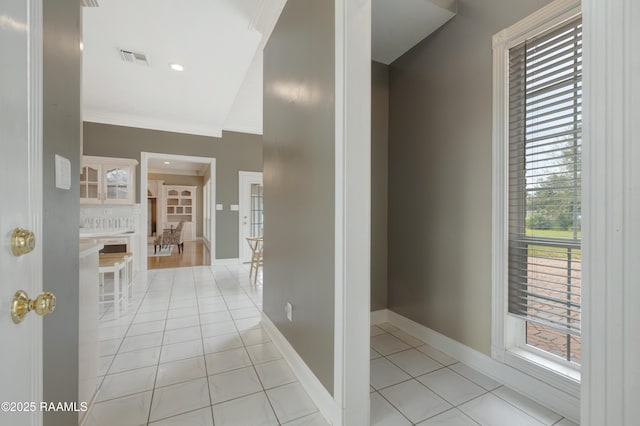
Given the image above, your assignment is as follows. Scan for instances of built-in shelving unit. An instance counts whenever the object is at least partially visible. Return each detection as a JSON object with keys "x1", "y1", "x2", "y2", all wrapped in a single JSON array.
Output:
[{"x1": 163, "y1": 185, "x2": 196, "y2": 241}]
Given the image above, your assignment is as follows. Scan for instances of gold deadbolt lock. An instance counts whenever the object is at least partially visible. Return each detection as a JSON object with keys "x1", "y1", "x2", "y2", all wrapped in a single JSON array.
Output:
[
  {"x1": 11, "y1": 228, "x2": 36, "y2": 256},
  {"x1": 11, "y1": 290, "x2": 56, "y2": 324}
]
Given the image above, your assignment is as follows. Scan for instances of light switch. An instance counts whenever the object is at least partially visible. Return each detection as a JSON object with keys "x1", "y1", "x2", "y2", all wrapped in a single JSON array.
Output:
[
  {"x1": 216, "y1": 204, "x2": 223, "y2": 211},
  {"x1": 55, "y1": 154, "x2": 71, "y2": 190},
  {"x1": 230, "y1": 204, "x2": 239, "y2": 211}
]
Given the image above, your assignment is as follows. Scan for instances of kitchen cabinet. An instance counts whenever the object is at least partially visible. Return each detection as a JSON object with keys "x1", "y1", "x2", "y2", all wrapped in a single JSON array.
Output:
[{"x1": 80, "y1": 156, "x2": 138, "y2": 205}]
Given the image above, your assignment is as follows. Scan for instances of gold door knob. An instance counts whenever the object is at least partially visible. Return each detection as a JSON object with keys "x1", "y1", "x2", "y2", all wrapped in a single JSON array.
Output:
[
  {"x1": 11, "y1": 290, "x2": 56, "y2": 324},
  {"x1": 11, "y1": 228, "x2": 36, "y2": 256}
]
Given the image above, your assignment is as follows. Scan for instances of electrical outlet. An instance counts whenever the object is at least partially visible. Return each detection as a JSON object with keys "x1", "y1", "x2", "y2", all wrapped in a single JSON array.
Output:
[{"x1": 285, "y1": 302, "x2": 293, "y2": 322}]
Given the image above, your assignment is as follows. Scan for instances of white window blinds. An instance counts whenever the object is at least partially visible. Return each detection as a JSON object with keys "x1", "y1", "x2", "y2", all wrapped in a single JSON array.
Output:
[{"x1": 508, "y1": 16, "x2": 582, "y2": 336}]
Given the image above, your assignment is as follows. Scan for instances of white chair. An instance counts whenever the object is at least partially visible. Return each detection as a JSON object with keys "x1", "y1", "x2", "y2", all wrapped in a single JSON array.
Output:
[{"x1": 98, "y1": 256, "x2": 126, "y2": 318}]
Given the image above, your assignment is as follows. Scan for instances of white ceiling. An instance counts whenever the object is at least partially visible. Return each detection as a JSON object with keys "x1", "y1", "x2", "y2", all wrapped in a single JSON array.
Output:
[
  {"x1": 82, "y1": 0, "x2": 455, "y2": 138},
  {"x1": 82, "y1": 0, "x2": 285, "y2": 138},
  {"x1": 148, "y1": 158, "x2": 208, "y2": 176},
  {"x1": 372, "y1": 0, "x2": 456, "y2": 64}
]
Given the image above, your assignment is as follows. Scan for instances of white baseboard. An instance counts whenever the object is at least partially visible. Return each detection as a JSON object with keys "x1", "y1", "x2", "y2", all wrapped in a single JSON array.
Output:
[
  {"x1": 261, "y1": 313, "x2": 338, "y2": 425},
  {"x1": 377, "y1": 309, "x2": 579, "y2": 423},
  {"x1": 213, "y1": 258, "x2": 241, "y2": 266},
  {"x1": 370, "y1": 309, "x2": 388, "y2": 325}
]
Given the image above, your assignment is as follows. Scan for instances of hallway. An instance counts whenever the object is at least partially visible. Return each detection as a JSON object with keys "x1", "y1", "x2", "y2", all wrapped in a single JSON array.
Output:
[
  {"x1": 88, "y1": 265, "x2": 325, "y2": 425},
  {"x1": 86, "y1": 263, "x2": 578, "y2": 425}
]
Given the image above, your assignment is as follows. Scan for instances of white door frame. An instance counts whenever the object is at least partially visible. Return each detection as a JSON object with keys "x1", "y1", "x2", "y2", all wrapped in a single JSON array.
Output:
[
  {"x1": 581, "y1": 0, "x2": 640, "y2": 424},
  {"x1": 333, "y1": 0, "x2": 371, "y2": 424},
  {"x1": 238, "y1": 171, "x2": 263, "y2": 263},
  {"x1": 140, "y1": 152, "x2": 216, "y2": 268}
]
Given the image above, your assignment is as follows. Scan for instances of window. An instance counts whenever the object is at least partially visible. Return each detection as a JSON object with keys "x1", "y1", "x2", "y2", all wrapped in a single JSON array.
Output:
[
  {"x1": 508, "y1": 16, "x2": 582, "y2": 364},
  {"x1": 492, "y1": 0, "x2": 581, "y2": 392}
]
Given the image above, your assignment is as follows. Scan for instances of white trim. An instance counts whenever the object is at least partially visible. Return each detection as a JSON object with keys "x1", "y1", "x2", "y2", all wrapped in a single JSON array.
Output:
[
  {"x1": 83, "y1": 110, "x2": 223, "y2": 138},
  {"x1": 148, "y1": 168, "x2": 201, "y2": 176},
  {"x1": 238, "y1": 171, "x2": 263, "y2": 263},
  {"x1": 140, "y1": 152, "x2": 216, "y2": 269},
  {"x1": 28, "y1": 0, "x2": 43, "y2": 423},
  {"x1": 261, "y1": 313, "x2": 338, "y2": 425},
  {"x1": 370, "y1": 309, "x2": 388, "y2": 325},
  {"x1": 379, "y1": 309, "x2": 580, "y2": 423},
  {"x1": 213, "y1": 258, "x2": 241, "y2": 266},
  {"x1": 581, "y1": 0, "x2": 640, "y2": 424},
  {"x1": 222, "y1": 125, "x2": 263, "y2": 136},
  {"x1": 492, "y1": 0, "x2": 582, "y2": 50},
  {"x1": 334, "y1": 0, "x2": 372, "y2": 425},
  {"x1": 491, "y1": 0, "x2": 582, "y2": 391}
]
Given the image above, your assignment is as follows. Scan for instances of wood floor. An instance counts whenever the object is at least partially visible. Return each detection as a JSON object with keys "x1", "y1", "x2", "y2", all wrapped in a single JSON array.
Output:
[{"x1": 147, "y1": 240, "x2": 210, "y2": 269}]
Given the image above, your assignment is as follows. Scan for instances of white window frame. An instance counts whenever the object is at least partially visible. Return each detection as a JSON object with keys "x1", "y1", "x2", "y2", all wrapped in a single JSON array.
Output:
[{"x1": 491, "y1": 0, "x2": 582, "y2": 398}]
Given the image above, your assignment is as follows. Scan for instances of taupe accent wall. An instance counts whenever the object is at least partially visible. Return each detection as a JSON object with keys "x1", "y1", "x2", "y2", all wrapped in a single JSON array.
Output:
[
  {"x1": 43, "y1": 1, "x2": 81, "y2": 424},
  {"x1": 387, "y1": 0, "x2": 552, "y2": 355},
  {"x1": 82, "y1": 123, "x2": 262, "y2": 259},
  {"x1": 371, "y1": 61, "x2": 389, "y2": 312},
  {"x1": 263, "y1": 0, "x2": 335, "y2": 394},
  {"x1": 148, "y1": 173, "x2": 204, "y2": 237}
]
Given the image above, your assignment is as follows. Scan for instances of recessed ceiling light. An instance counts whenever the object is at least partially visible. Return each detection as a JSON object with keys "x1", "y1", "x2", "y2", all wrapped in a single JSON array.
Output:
[
  {"x1": 169, "y1": 63, "x2": 184, "y2": 72},
  {"x1": 163, "y1": 161, "x2": 171, "y2": 165}
]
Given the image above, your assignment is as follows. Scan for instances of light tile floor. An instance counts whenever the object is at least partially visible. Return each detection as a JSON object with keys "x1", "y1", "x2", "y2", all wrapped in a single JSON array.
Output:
[
  {"x1": 87, "y1": 264, "x2": 578, "y2": 426},
  {"x1": 369, "y1": 323, "x2": 578, "y2": 426},
  {"x1": 87, "y1": 265, "x2": 326, "y2": 426}
]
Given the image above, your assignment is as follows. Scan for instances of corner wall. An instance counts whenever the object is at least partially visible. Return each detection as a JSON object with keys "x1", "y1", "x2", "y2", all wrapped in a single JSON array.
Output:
[
  {"x1": 371, "y1": 61, "x2": 389, "y2": 311},
  {"x1": 262, "y1": 0, "x2": 336, "y2": 394},
  {"x1": 387, "y1": 0, "x2": 552, "y2": 354},
  {"x1": 43, "y1": 0, "x2": 81, "y2": 424},
  {"x1": 82, "y1": 123, "x2": 262, "y2": 259}
]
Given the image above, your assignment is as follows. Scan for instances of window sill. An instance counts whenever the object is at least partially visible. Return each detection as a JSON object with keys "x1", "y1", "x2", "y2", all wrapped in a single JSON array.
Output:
[{"x1": 504, "y1": 348, "x2": 580, "y2": 398}]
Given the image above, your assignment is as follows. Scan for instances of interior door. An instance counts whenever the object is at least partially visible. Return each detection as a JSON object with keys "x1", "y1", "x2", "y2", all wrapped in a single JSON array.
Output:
[
  {"x1": 0, "y1": 0, "x2": 45, "y2": 424},
  {"x1": 239, "y1": 172, "x2": 263, "y2": 263}
]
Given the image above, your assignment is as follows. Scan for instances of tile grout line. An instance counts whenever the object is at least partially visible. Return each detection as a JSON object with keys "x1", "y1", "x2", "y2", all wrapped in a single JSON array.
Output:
[
  {"x1": 374, "y1": 324, "x2": 553, "y2": 426},
  {"x1": 372, "y1": 328, "x2": 496, "y2": 426},
  {"x1": 219, "y1": 265, "x2": 283, "y2": 425},
  {"x1": 194, "y1": 265, "x2": 217, "y2": 424},
  {"x1": 96, "y1": 271, "x2": 159, "y2": 391},
  {"x1": 373, "y1": 390, "x2": 415, "y2": 425},
  {"x1": 145, "y1": 269, "x2": 176, "y2": 425}
]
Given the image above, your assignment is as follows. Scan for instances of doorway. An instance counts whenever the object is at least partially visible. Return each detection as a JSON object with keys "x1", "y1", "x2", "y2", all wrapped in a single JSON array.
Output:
[
  {"x1": 140, "y1": 152, "x2": 216, "y2": 270},
  {"x1": 238, "y1": 171, "x2": 264, "y2": 263}
]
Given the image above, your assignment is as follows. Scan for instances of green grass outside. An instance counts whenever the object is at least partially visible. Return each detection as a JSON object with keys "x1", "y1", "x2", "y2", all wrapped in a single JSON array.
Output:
[
  {"x1": 526, "y1": 228, "x2": 581, "y2": 239},
  {"x1": 526, "y1": 228, "x2": 582, "y2": 260}
]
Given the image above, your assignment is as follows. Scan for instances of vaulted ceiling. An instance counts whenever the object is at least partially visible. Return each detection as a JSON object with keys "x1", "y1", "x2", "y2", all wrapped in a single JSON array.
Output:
[{"x1": 82, "y1": 0, "x2": 455, "y2": 138}]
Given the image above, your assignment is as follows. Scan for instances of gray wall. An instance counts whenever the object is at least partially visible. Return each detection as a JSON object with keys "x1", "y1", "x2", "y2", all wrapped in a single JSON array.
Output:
[
  {"x1": 83, "y1": 123, "x2": 262, "y2": 259},
  {"x1": 263, "y1": 0, "x2": 335, "y2": 394},
  {"x1": 43, "y1": 0, "x2": 81, "y2": 424},
  {"x1": 148, "y1": 173, "x2": 204, "y2": 237},
  {"x1": 371, "y1": 61, "x2": 389, "y2": 312},
  {"x1": 387, "y1": 0, "x2": 552, "y2": 355}
]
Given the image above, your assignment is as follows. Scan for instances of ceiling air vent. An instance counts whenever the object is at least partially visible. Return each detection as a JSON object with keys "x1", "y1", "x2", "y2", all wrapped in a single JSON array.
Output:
[
  {"x1": 81, "y1": 0, "x2": 99, "y2": 7},
  {"x1": 119, "y1": 49, "x2": 149, "y2": 66}
]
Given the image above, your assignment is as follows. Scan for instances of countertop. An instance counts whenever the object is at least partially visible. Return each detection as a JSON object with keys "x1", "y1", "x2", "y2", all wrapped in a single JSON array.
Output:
[
  {"x1": 79, "y1": 229, "x2": 135, "y2": 238},
  {"x1": 79, "y1": 241, "x2": 104, "y2": 258}
]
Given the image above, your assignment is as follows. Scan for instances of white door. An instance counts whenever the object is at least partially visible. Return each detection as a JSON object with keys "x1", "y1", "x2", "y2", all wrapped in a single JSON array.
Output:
[
  {"x1": 0, "y1": 0, "x2": 45, "y2": 424},
  {"x1": 239, "y1": 172, "x2": 263, "y2": 263}
]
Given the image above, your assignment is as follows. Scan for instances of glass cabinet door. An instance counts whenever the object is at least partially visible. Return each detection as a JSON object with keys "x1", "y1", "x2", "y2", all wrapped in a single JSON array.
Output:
[
  {"x1": 79, "y1": 164, "x2": 101, "y2": 204},
  {"x1": 104, "y1": 166, "x2": 131, "y2": 203}
]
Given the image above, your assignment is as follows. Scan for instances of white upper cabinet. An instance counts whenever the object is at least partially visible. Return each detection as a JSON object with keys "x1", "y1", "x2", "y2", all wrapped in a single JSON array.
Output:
[{"x1": 80, "y1": 156, "x2": 138, "y2": 205}]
